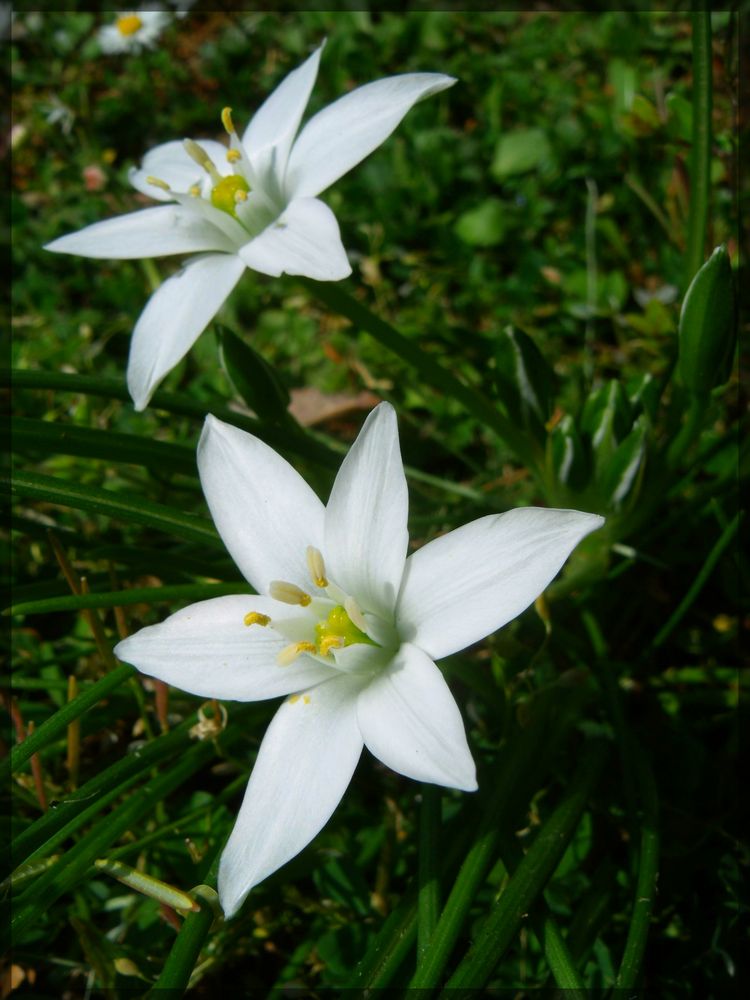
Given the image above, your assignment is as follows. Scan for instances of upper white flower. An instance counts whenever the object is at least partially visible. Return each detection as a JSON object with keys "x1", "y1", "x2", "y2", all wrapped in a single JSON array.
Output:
[
  {"x1": 97, "y1": 10, "x2": 171, "y2": 54},
  {"x1": 114, "y1": 403, "x2": 604, "y2": 918},
  {"x1": 44, "y1": 43, "x2": 455, "y2": 410}
]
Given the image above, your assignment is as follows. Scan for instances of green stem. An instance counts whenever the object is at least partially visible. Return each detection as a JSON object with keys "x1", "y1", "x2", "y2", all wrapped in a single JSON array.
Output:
[
  {"x1": 444, "y1": 743, "x2": 607, "y2": 993},
  {"x1": 300, "y1": 280, "x2": 542, "y2": 473},
  {"x1": 150, "y1": 871, "x2": 222, "y2": 996},
  {"x1": 665, "y1": 394, "x2": 707, "y2": 469},
  {"x1": 684, "y1": 8, "x2": 713, "y2": 289},
  {"x1": 417, "y1": 784, "x2": 441, "y2": 961}
]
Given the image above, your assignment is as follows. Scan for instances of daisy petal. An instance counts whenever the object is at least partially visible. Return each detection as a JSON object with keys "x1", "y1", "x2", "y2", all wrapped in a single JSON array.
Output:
[
  {"x1": 197, "y1": 416, "x2": 326, "y2": 593},
  {"x1": 238, "y1": 197, "x2": 351, "y2": 281},
  {"x1": 127, "y1": 252, "x2": 246, "y2": 411},
  {"x1": 325, "y1": 403, "x2": 408, "y2": 620},
  {"x1": 114, "y1": 596, "x2": 337, "y2": 701},
  {"x1": 285, "y1": 72, "x2": 456, "y2": 199},
  {"x1": 357, "y1": 643, "x2": 477, "y2": 791},
  {"x1": 243, "y1": 43, "x2": 323, "y2": 184},
  {"x1": 218, "y1": 673, "x2": 364, "y2": 918},
  {"x1": 129, "y1": 139, "x2": 231, "y2": 200},
  {"x1": 397, "y1": 508, "x2": 605, "y2": 660},
  {"x1": 45, "y1": 205, "x2": 234, "y2": 259}
]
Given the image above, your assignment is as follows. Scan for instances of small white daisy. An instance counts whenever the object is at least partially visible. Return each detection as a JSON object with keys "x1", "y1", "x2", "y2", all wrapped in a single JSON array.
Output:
[{"x1": 98, "y1": 10, "x2": 171, "y2": 55}]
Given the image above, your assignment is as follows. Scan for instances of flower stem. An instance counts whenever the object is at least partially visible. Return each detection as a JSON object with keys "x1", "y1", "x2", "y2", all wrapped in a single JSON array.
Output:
[
  {"x1": 417, "y1": 784, "x2": 441, "y2": 961},
  {"x1": 150, "y1": 881, "x2": 221, "y2": 995},
  {"x1": 684, "y1": 8, "x2": 713, "y2": 290}
]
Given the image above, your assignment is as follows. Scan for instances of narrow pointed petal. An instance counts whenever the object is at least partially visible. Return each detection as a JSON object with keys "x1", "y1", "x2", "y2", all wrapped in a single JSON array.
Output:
[
  {"x1": 357, "y1": 643, "x2": 477, "y2": 791},
  {"x1": 45, "y1": 205, "x2": 235, "y2": 260},
  {"x1": 129, "y1": 139, "x2": 231, "y2": 200},
  {"x1": 324, "y1": 403, "x2": 408, "y2": 620},
  {"x1": 114, "y1": 596, "x2": 337, "y2": 700},
  {"x1": 218, "y1": 673, "x2": 364, "y2": 917},
  {"x1": 243, "y1": 43, "x2": 323, "y2": 183},
  {"x1": 127, "y1": 252, "x2": 246, "y2": 411},
  {"x1": 285, "y1": 72, "x2": 456, "y2": 199},
  {"x1": 237, "y1": 197, "x2": 351, "y2": 281},
  {"x1": 197, "y1": 416, "x2": 326, "y2": 594},
  {"x1": 397, "y1": 508, "x2": 605, "y2": 660}
]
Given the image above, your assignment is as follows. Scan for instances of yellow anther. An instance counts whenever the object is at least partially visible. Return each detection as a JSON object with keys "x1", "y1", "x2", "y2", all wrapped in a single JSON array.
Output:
[
  {"x1": 244, "y1": 612, "x2": 271, "y2": 628},
  {"x1": 146, "y1": 175, "x2": 171, "y2": 192},
  {"x1": 289, "y1": 694, "x2": 300, "y2": 704},
  {"x1": 306, "y1": 546, "x2": 328, "y2": 589},
  {"x1": 221, "y1": 107, "x2": 235, "y2": 135},
  {"x1": 344, "y1": 596, "x2": 368, "y2": 635},
  {"x1": 116, "y1": 14, "x2": 143, "y2": 36},
  {"x1": 183, "y1": 139, "x2": 222, "y2": 184},
  {"x1": 269, "y1": 581, "x2": 312, "y2": 607},
  {"x1": 188, "y1": 183, "x2": 201, "y2": 197},
  {"x1": 226, "y1": 148, "x2": 242, "y2": 163},
  {"x1": 234, "y1": 188, "x2": 248, "y2": 204},
  {"x1": 303, "y1": 695, "x2": 311, "y2": 705},
  {"x1": 319, "y1": 635, "x2": 344, "y2": 657},
  {"x1": 277, "y1": 641, "x2": 316, "y2": 667}
]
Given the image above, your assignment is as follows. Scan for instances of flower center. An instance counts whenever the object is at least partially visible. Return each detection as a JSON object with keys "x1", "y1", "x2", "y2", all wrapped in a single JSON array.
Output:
[
  {"x1": 245, "y1": 546, "x2": 383, "y2": 668},
  {"x1": 116, "y1": 14, "x2": 143, "y2": 36},
  {"x1": 210, "y1": 174, "x2": 250, "y2": 216}
]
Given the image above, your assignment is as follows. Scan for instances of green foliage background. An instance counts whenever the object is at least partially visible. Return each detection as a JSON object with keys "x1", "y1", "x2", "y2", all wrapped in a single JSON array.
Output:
[{"x1": 7, "y1": 7, "x2": 744, "y2": 997}]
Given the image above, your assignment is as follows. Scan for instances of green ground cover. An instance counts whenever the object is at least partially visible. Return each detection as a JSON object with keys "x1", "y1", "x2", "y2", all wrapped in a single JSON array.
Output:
[{"x1": 7, "y1": 7, "x2": 744, "y2": 997}]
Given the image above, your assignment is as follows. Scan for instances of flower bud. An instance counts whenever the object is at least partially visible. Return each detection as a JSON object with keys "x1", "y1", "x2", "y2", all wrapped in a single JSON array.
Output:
[{"x1": 678, "y1": 245, "x2": 736, "y2": 396}]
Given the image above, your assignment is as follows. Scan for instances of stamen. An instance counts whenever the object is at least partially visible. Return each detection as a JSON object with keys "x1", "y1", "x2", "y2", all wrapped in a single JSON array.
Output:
[
  {"x1": 226, "y1": 148, "x2": 241, "y2": 164},
  {"x1": 303, "y1": 695, "x2": 311, "y2": 705},
  {"x1": 234, "y1": 189, "x2": 248, "y2": 204},
  {"x1": 319, "y1": 635, "x2": 345, "y2": 657},
  {"x1": 289, "y1": 694, "x2": 300, "y2": 704},
  {"x1": 277, "y1": 641, "x2": 316, "y2": 667},
  {"x1": 244, "y1": 612, "x2": 271, "y2": 628},
  {"x1": 183, "y1": 139, "x2": 223, "y2": 184},
  {"x1": 221, "y1": 107, "x2": 235, "y2": 135},
  {"x1": 146, "y1": 175, "x2": 171, "y2": 192},
  {"x1": 188, "y1": 183, "x2": 201, "y2": 197},
  {"x1": 306, "y1": 546, "x2": 328, "y2": 589},
  {"x1": 344, "y1": 596, "x2": 368, "y2": 635},
  {"x1": 269, "y1": 581, "x2": 312, "y2": 607}
]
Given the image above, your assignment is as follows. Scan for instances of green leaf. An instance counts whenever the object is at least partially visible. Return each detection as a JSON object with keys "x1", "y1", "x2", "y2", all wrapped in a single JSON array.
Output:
[
  {"x1": 677, "y1": 245, "x2": 736, "y2": 396},
  {"x1": 454, "y1": 197, "x2": 506, "y2": 247},
  {"x1": 549, "y1": 415, "x2": 590, "y2": 491},
  {"x1": 492, "y1": 127, "x2": 551, "y2": 179},
  {"x1": 598, "y1": 415, "x2": 648, "y2": 510},
  {"x1": 494, "y1": 325, "x2": 556, "y2": 441},
  {"x1": 216, "y1": 324, "x2": 291, "y2": 425},
  {"x1": 580, "y1": 380, "x2": 633, "y2": 469}
]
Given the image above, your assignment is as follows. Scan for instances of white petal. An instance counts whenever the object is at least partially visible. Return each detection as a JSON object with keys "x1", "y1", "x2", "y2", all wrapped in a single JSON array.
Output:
[
  {"x1": 237, "y1": 197, "x2": 351, "y2": 281},
  {"x1": 127, "y1": 252, "x2": 246, "y2": 411},
  {"x1": 324, "y1": 403, "x2": 408, "y2": 621},
  {"x1": 357, "y1": 643, "x2": 477, "y2": 791},
  {"x1": 114, "y1": 596, "x2": 337, "y2": 700},
  {"x1": 285, "y1": 73, "x2": 456, "y2": 199},
  {"x1": 129, "y1": 139, "x2": 231, "y2": 200},
  {"x1": 218, "y1": 673, "x2": 364, "y2": 917},
  {"x1": 397, "y1": 508, "x2": 605, "y2": 660},
  {"x1": 197, "y1": 415, "x2": 326, "y2": 594},
  {"x1": 243, "y1": 43, "x2": 323, "y2": 186},
  {"x1": 44, "y1": 205, "x2": 235, "y2": 259}
]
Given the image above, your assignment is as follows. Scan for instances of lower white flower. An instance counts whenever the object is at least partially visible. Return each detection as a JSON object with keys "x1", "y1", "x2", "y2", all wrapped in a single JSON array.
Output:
[{"x1": 114, "y1": 403, "x2": 604, "y2": 918}]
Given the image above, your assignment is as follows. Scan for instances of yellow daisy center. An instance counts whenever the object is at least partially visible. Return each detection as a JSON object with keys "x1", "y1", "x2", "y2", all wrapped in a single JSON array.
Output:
[{"x1": 116, "y1": 14, "x2": 143, "y2": 37}]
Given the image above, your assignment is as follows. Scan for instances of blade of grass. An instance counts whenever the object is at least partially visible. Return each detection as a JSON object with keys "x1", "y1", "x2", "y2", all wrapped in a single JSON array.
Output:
[
  {"x1": 444, "y1": 742, "x2": 607, "y2": 992},
  {"x1": 418, "y1": 784, "x2": 441, "y2": 961},
  {"x1": 7, "y1": 662, "x2": 135, "y2": 778},
  {"x1": 150, "y1": 881, "x2": 221, "y2": 995},
  {"x1": 7, "y1": 470, "x2": 221, "y2": 547},
  {"x1": 7, "y1": 581, "x2": 251, "y2": 617},
  {"x1": 615, "y1": 743, "x2": 660, "y2": 991}
]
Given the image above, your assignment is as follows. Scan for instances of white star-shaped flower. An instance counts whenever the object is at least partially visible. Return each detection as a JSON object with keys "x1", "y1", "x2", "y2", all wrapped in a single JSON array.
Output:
[
  {"x1": 45, "y1": 44, "x2": 455, "y2": 410},
  {"x1": 114, "y1": 403, "x2": 604, "y2": 918}
]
